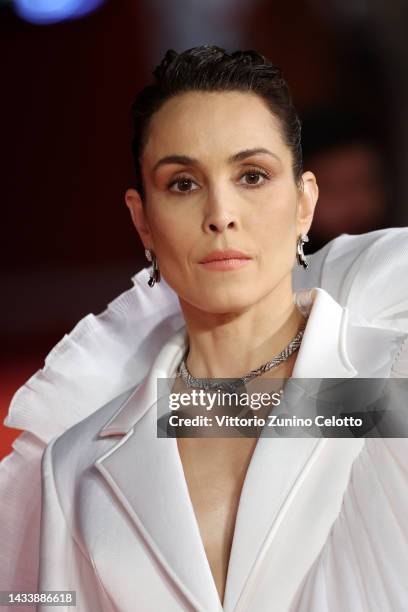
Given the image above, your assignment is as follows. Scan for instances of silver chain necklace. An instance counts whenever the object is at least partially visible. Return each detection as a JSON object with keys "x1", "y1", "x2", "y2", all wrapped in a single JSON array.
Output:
[{"x1": 176, "y1": 321, "x2": 307, "y2": 392}]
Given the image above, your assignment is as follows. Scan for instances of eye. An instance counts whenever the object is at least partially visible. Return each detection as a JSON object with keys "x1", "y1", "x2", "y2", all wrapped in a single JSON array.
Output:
[
  {"x1": 167, "y1": 175, "x2": 200, "y2": 194},
  {"x1": 239, "y1": 167, "x2": 270, "y2": 187}
]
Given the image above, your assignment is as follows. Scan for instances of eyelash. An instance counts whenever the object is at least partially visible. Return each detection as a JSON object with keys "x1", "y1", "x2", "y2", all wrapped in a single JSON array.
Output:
[{"x1": 166, "y1": 167, "x2": 271, "y2": 194}]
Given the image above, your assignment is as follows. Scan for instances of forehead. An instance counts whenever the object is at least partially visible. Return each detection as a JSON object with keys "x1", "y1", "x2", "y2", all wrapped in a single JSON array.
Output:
[{"x1": 142, "y1": 90, "x2": 290, "y2": 166}]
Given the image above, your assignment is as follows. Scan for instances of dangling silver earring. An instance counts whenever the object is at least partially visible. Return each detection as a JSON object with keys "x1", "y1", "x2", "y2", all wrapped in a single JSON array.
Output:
[
  {"x1": 145, "y1": 248, "x2": 161, "y2": 287},
  {"x1": 296, "y1": 234, "x2": 309, "y2": 269}
]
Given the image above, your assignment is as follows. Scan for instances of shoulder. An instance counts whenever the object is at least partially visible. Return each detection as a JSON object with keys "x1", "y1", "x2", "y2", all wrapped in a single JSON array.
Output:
[
  {"x1": 42, "y1": 385, "x2": 138, "y2": 489},
  {"x1": 294, "y1": 227, "x2": 408, "y2": 331}
]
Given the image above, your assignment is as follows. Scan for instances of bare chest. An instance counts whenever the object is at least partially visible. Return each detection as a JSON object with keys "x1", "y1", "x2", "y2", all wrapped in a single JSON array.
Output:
[{"x1": 176, "y1": 438, "x2": 257, "y2": 606}]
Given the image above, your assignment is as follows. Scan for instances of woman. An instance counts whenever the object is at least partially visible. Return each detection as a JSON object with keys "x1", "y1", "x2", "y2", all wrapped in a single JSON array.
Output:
[{"x1": 2, "y1": 45, "x2": 408, "y2": 611}]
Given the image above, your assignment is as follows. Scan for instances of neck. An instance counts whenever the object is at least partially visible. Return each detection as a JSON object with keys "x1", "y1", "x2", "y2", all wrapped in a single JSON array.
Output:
[{"x1": 178, "y1": 280, "x2": 305, "y2": 380}]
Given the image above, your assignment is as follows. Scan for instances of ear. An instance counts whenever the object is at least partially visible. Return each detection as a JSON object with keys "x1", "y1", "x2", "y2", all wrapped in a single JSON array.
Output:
[
  {"x1": 296, "y1": 171, "x2": 319, "y2": 235},
  {"x1": 124, "y1": 188, "x2": 154, "y2": 249}
]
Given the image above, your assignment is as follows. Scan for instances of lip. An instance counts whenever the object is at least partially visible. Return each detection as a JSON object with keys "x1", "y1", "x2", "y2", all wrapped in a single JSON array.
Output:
[
  {"x1": 199, "y1": 249, "x2": 252, "y2": 271},
  {"x1": 199, "y1": 249, "x2": 251, "y2": 264}
]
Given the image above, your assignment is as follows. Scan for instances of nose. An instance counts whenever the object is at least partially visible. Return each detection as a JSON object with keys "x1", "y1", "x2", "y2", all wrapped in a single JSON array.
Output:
[
  {"x1": 202, "y1": 189, "x2": 238, "y2": 234},
  {"x1": 205, "y1": 216, "x2": 236, "y2": 233}
]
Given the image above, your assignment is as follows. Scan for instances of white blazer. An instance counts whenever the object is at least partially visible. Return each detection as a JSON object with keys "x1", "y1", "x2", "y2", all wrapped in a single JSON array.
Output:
[
  {"x1": 38, "y1": 288, "x2": 408, "y2": 612},
  {"x1": 2, "y1": 227, "x2": 408, "y2": 611}
]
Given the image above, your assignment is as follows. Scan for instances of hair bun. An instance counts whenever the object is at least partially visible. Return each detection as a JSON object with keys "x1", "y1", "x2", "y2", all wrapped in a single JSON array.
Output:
[{"x1": 153, "y1": 49, "x2": 178, "y2": 81}]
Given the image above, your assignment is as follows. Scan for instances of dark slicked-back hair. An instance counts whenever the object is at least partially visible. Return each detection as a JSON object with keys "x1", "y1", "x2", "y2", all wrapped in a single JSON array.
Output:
[{"x1": 130, "y1": 44, "x2": 303, "y2": 202}]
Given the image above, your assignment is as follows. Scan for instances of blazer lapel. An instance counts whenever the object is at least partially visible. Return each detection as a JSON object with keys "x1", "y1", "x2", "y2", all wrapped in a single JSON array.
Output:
[
  {"x1": 94, "y1": 327, "x2": 223, "y2": 612},
  {"x1": 220, "y1": 288, "x2": 359, "y2": 611}
]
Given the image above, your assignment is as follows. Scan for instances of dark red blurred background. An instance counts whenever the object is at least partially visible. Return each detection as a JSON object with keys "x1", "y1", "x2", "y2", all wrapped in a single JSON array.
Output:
[{"x1": 1, "y1": 0, "x2": 408, "y2": 458}]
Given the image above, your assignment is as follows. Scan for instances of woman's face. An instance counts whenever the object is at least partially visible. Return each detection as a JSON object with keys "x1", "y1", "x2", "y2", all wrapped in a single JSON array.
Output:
[{"x1": 126, "y1": 91, "x2": 318, "y2": 314}]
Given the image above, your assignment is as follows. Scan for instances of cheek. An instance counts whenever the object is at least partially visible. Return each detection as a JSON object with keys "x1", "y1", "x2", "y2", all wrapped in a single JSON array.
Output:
[
  {"x1": 250, "y1": 196, "x2": 298, "y2": 273},
  {"x1": 248, "y1": 192, "x2": 297, "y2": 242},
  {"x1": 148, "y1": 206, "x2": 196, "y2": 262}
]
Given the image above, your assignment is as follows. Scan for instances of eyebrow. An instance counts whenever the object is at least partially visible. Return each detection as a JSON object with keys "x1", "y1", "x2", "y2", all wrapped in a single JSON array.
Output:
[{"x1": 152, "y1": 148, "x2": 281, "y2": 173}]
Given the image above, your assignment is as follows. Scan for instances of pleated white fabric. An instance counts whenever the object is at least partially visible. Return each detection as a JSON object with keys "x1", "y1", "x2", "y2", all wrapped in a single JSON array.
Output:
[
  {"x1": 1, "y1": 227, "x2": 408, "y2": 611},
  {"x1": 290, "y1": 435, "x2": 408, "y2": 612}
]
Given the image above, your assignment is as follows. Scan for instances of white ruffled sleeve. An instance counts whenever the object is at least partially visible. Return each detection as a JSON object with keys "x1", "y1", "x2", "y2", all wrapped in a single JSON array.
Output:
[
  {"x1": 293, "y1": 227, "x2": 408, "y2": 335},
  {"x1": 0, "y1": 267, "x2": 182, "y2": 595},
  {"x1": 290, "y1": 339, "x2": 408, "y2": 612},
  {"x1": 290, "y1": 434, "x2": 408, "y2": 612}
]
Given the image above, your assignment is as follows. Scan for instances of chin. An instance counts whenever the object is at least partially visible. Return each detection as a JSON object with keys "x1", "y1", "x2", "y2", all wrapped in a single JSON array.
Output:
[{"x1": 189, "y1": 289, "x2": 258, "y2": 315}]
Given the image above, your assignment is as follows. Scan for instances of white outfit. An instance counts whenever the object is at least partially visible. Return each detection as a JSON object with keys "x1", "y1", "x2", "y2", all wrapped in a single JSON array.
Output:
[{"x1": 1, "y1": 227, "x2": 408, "y2": 611}]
